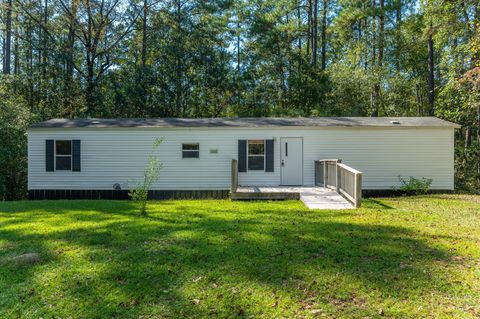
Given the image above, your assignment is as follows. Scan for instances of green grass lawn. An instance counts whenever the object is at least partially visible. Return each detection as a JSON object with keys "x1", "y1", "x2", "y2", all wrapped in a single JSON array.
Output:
[{"x1": 0, "y1": 196, "x2": 479, "y2": 318}]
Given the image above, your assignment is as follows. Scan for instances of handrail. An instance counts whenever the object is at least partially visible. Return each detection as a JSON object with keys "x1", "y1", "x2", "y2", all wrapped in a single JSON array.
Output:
[
  {"x1": 314, "y1": 159, "x2": 342, "y2": 163},
  {"x1": 315, "y1": 159, "x2": 363, "y2": 208},
  {"x1": 337, "y1": 163, "x2": 362, "y2": 175}
]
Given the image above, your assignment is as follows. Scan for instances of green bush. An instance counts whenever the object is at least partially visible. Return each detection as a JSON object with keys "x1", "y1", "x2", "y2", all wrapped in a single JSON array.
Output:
[
  {"x1": 398, "y1": 176, "x2": 433, "y2": 195},
  {"x1": 0, "y1": 77, "x2": 33, "y2": 200}
]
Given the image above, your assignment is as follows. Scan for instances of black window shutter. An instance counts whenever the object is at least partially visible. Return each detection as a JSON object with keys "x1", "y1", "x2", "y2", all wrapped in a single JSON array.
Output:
[
  {"x1": 238, "y1": 140, "x2": 247, "y2": 172},
  {"x1": 265, "y1": 139, "x2": 274, "y2": 172},
  {"x1": 72, "y1": 140, "x2": 81, "y2": 172},
  {"x1": 46, "y1": 140, "x2": 54, "y2": 171}
]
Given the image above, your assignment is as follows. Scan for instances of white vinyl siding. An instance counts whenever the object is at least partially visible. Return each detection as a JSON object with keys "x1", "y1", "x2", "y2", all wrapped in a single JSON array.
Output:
[{"x1": 28, "y1": 127, "x2": 455, "y2": 190}]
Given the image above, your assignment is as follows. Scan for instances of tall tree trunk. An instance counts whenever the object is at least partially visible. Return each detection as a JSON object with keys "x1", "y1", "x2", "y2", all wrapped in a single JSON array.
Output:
[
  {"x1": 141, "y1": 0, "x2": 148, "y2": 68},
  {"x1": 276, "y1": 41, "x2": 287, "y2": 108},
  {"x1": 378, "y1": 0, "x2": 384, "y2": 67},
  {"x1": 85, "y1": 0, "x2": 95, "y2": 114},
  {"x1": 3, "y1": 0, "x2": 12, "y2": 74},
  {"x1": 395, "y1": 0, "x2": 401, "y2": 71},
  {"x1": 86, "y1": 78, "x2": 95, "y2": 115},
  {"x1": 357, "y1": 20, "x2": 362, "y2": 68},
  {"x1": 13, "y1": 11, "x2": 19, "y2": 75},
  {"x1": 306, "y1": 0, "x2": 311, "y2": 58},
  {"x1": 372, "y1": 0, "x2": 384, "y2": 116},
  {"x1": 297, "y1": 2, "x2": 302, "y2": 51},
  {"x1": 65, "y1": 0, "x2": 77, "y2": 116},
  {"x1": 139, "y1": 0, "x2": 149, "y2": 116},
  {"x1": 465, "y1": 127, "x2": 472, "y2": 149},
  {"x1": 320, "y1": 0, "x2": 327, "y2": 70},
  {"x1": 427, "y1": 23, "x2": 435, "y2": 115},
  {"x1": 86, "y1": 55, "x2": 95, "y2": 114},
  {"x1": 2, "y1": 36, "x2": 4, "y2": 72},
  {"x1": 371, "y1": 0, "x2": 376, "y2": 66},
  {"x1": 311, "y1": 0, "x2": 318, "y2": 65},
  {"x1": 237, "y1": 18, "x2": 240, "y2": 75},
  {"x1": 297, "y1": 1, "x2": 302, "y2": 71},
  {"x1": 66, "y1": 1, "x2": 77, "y2": 80},
  {"x1": 363, "y1": 18, "x2": 368, "y2": 70},
  {"x1": 236, "y1": 16, "x2": 241, "y2": 109},
  {"x1": 175, "y1": 0, "x2": 183, "y2": 117},
  {"x1": 27, "y1": 21, "x2": 34, "y2": 111},
  {"x1": 370, "y1": 0, "x2": 379, "y2": 117},
  {"x1": 42, "y1": 0, "x2": 48, "y2": 79}
]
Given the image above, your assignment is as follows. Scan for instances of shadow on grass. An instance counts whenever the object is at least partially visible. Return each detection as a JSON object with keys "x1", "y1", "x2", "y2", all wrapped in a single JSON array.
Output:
[
  {"x1": 361, "y1": 198, "x2": 395, "y2": 209},
  {"x1": 0, "y1": 200, "x2": 453, "y2": 318}
]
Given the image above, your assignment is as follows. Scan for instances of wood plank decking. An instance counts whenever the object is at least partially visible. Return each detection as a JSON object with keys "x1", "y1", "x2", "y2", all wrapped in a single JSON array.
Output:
[{"x1": 232, "y1": 186, "x2": 353, "y2": 210}]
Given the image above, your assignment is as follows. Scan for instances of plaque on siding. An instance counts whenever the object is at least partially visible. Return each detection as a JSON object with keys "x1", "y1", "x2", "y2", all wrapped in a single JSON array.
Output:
[{"x1": 210, "y1": 149, "x2": 218, "y2": 154}]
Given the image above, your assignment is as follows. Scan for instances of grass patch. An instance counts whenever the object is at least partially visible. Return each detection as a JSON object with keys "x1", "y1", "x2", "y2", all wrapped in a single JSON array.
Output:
[{"x1": 0, "y1": 196, "x2": 479, "y2": 318}]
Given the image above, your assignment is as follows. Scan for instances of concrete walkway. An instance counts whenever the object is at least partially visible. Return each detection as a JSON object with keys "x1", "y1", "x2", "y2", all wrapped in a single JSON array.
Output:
[{"x1": 235, "y1": 186, "x2": 353, "y2": 210}]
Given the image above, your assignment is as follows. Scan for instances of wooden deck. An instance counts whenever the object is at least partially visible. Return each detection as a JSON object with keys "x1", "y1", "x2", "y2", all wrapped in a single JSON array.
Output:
[{"x1": 231, "y1": 186, "x2": 354, "y2": 210}]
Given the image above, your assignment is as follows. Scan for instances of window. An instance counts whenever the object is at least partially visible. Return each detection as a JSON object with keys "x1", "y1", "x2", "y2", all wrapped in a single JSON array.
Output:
[
  {"x1": 182, "y1": 143, "x2": 199, "y2": 158},
  {"x1": 248, "y1": 140, "x2": 264, "y2": 170},
  {"x1": 55, "y1": 140, "x2": 72, "y2": 170}
]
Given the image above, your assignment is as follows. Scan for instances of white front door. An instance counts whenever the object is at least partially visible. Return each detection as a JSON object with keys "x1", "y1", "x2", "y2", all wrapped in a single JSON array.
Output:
[{"x1": 280, "y1": 137, "x2": 303, "y2": 185}]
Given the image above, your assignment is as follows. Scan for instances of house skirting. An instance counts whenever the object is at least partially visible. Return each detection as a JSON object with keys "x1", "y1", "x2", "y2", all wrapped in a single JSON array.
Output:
[
  {"x1": 362, "y1": 189, "x2": 453, "y2": 197},
  {"x1": 28, "y1": 188, "x2": 453, "y2": 200},
  {"x1": 28, "y1": 189, "x2": 230, "y2": 200}
]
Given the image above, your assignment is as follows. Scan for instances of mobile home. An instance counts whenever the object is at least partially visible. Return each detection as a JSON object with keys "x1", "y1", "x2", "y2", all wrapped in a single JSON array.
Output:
[{"x1": 27, "y1": 117, "x2": 459, "y2": 200}]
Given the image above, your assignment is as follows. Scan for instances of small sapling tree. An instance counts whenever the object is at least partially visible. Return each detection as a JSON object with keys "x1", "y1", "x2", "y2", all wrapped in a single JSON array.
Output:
[{"x1": 129, "y1": 137, "x2": 163, "y2": 215}]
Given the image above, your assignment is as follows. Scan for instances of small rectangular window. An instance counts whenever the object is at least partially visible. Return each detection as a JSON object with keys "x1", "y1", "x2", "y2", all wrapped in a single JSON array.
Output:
[
  {"x1": 182, "y1": 143, "x2": 199, "y2": 158},
  {"x1": 248, "y1": 140, "x2": 265, "y2": 170},
  {"x1": 55, "y1": 140, "x2": 72, "y2": 170}
]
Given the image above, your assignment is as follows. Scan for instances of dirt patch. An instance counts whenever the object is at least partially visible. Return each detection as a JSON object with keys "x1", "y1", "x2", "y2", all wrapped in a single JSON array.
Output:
[{"x1": 7, "y1": 253, "x2": 41, "y2": 265}]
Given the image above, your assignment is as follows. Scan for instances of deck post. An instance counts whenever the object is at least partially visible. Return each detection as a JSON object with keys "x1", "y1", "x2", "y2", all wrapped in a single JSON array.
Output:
[
  {"x1": 334, "y1": 159, "x2": 342, "y2": 191},
  {"x1": 323, "y1": 162, "x2": 327, "y2": 187},
  {"x1": 354, "y1": 172, "x2": 362, "y2": 208},
  {"x1": 231, "y1": 159, "x2": 238, "y2": 193},
  {"x1": 336, "y1": 162, "x2": 340, "y2": 192}
]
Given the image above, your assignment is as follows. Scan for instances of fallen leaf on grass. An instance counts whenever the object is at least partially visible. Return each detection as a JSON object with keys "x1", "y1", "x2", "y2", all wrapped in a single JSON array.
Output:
[{"x1": 192, "y1": 276, "x2": 203, "y2": 282}]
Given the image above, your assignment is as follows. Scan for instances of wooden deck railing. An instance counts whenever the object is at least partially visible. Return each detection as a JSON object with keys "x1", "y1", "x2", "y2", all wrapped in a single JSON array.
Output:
[
  {"x1": 315, "y1": 159, "x2": 363, "y2": 208},
  {"x1": 232, "y1": 157, "x2": 362, "y2": 207},
  {"x1": 337, "y1": 163, "x2": 363, "y2": 208},
  {"x1": 314, "y1": 159, "x2": 341, "y2": 188}
]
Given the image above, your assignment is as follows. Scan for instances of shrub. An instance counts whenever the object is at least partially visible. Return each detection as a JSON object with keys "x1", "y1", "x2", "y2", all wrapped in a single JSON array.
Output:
[
  {"x1": 129, "y1": 138, "x2": 163, "y2": 215},
  {"x1": 0, "y1": 77, "x2": 32, "y2": 200},
  {"x1": 398, "y1": 176, "x2": 433, "y2": 195}
]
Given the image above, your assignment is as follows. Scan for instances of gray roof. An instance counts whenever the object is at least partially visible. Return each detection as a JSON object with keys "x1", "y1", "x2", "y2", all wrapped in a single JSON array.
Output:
[{"x1": 29, "y1": 117, "x2": 461, "y2": 129}]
